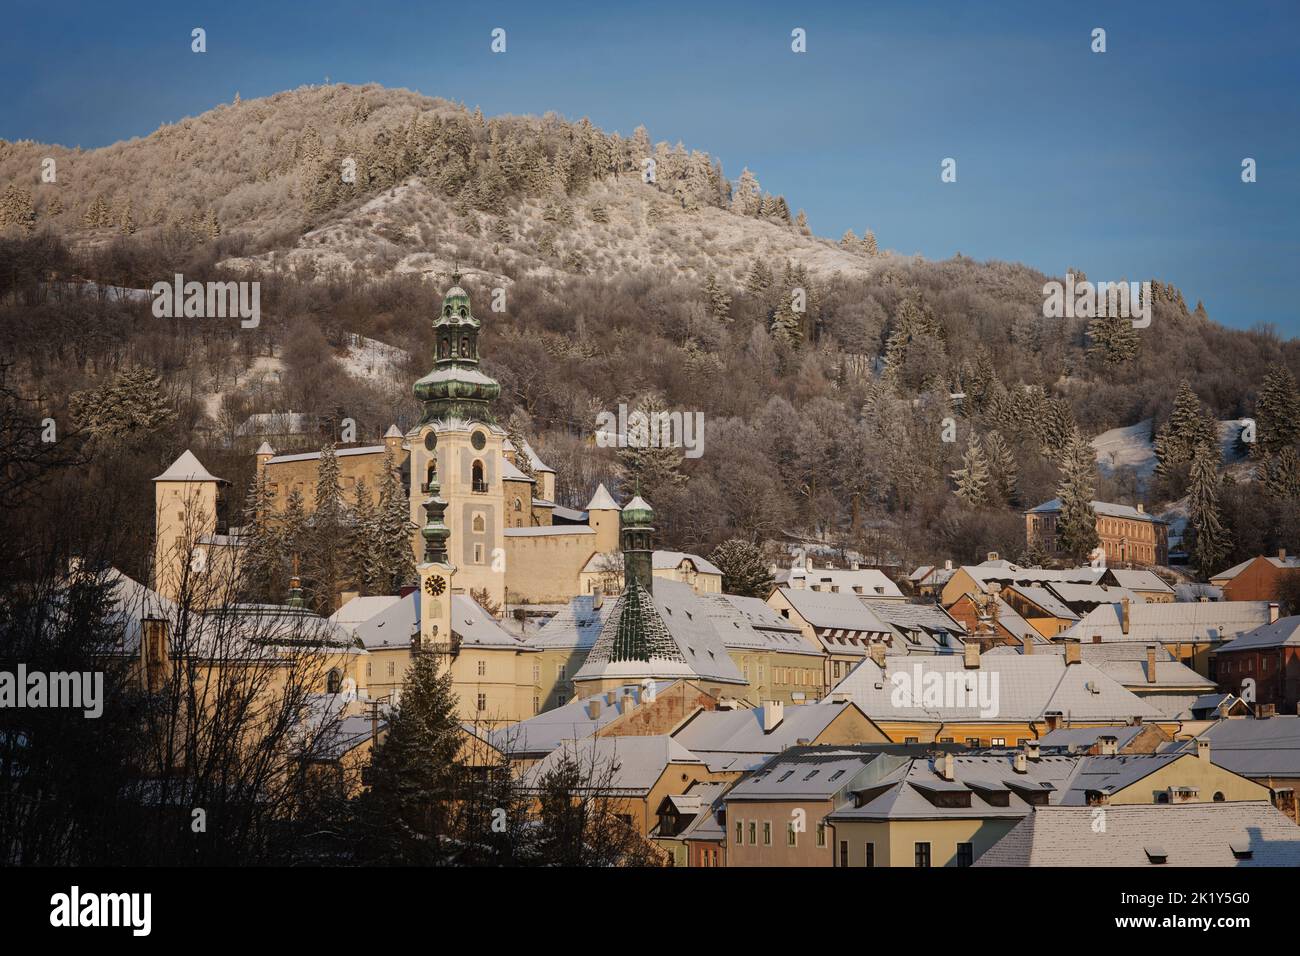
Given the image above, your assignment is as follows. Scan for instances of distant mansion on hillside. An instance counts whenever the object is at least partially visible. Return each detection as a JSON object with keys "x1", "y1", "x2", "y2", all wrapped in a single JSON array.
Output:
[{"x1": 1025, "y1": 499, "x2": 1168, "y2": 567}]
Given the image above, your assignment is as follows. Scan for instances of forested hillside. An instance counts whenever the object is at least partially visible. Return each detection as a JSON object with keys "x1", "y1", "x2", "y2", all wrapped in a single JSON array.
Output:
[{"x1": 3, "y1": 84, "x2": 1299, "y2": 584}]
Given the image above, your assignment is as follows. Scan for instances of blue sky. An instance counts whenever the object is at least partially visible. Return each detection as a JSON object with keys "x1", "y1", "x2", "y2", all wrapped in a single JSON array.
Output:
[{"x1": 3, "y1": 0, "x2": 1297, "y2": 333}]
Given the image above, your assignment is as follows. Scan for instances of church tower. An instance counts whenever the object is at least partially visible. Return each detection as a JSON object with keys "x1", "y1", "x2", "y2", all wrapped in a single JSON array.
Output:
[
  {"x1": 407, "y1": 275, "x2": 507, "y2": 608},
  {"x1": 417, "y1": 474, "x2": 455, "y2": 656}
]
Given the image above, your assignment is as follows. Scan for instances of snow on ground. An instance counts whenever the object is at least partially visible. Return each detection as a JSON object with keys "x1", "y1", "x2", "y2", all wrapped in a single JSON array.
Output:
[
  {"x1": 203, "y1": 354, "x2": 285, "y2": 419},
  {"x1": 1094, "y1": 418, "x2": 1251, "y2": 480},
  {"x1": 340, "y1": 334, "x2": 410, "y2": 383},
  {"x1": 1092, "y1": 419, "x2": 1155, "y2": 478}
]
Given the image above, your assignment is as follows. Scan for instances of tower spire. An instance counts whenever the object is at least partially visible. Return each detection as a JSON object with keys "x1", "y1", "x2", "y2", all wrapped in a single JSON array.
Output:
[{"x1": 413, "y1": 277, "x2": 501, "y2": 425}]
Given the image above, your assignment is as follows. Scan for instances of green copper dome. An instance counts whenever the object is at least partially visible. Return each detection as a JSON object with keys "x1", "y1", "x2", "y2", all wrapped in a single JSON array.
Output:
[
  {"x1": 620, "y1": 495, "x2": 655, "y2": 529},
  {"x1": 415, "y1": 273, "x2": 501, "y2": 425}
]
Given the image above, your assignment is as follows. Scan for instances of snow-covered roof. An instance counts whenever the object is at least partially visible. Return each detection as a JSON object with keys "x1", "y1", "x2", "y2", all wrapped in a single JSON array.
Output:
[
  {"x1": 266, "y1": 444, "x2": 385, "y2": 465},
  {"x1": 1026, "y1": 498, "x2": 1165, "y2": 524},
  {"x1": 504, "y1": 525, "x2": 594, "y2": 538},
  {"x1": 499, "y1": 454, "x2": 534, "y2": 483},
  {"x1": 1063, "y1": 601, "x2": 1272, "y2": 645},
  {"x1": 585, "y1": 483, "x2": 619, "y2": 511},
  {"x1": 153, "y1": 450, "x2": 226, "y2": 483},
  {"x1": 832, "y1": 653, "x2": 1164, "y2": 723}
]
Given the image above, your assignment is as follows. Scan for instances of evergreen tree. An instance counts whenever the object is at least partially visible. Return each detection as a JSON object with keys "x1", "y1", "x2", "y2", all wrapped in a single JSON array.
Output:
[
  {"x1": 1155, "y1": 381, "x2": 1218, "y2": 481},
  {"x1": 279, "y1": 488, "x2": 309, "y2": 600},
  {"x1": 703, "y1": 273, "x2": 731, "y2": 322},
  {"x1": 840, "y1": 229, "x2": 858, "y2": 249},
  {"x1": 375, "y1": 445, "x2": 415, "y2": 592},
  {"x1": 616, "y1": 397, "x2": 687, "y2": 499},
  {"x1": 983, "y1": 430, "x2": 1019, "y2": 505},
  {"x1": 1260, "y1": 446, "x2": 1300, "y2": 501},
  {"x1": 347, "y1": 478, "x2": 382, "y2": 594},
  {"x1": 708, "y1": 539, "x2": 773, "y2": 597},
  {"x1": 744, "y1": 258, "x2": 772, "y2": 297},
  {"x1": 69, "y1": 366, "x2": 176, "y2": 443},
  {"x1": 951, "y1": 434, "x2": 990, "y2": 507},
  {"x1": 1055, "y1": 430, "x2": 1100, "y2": 560},
  {"x1": 1188, "y1": 444, "x2": 1231, "y2": 577},
  {"x1": 1086, "y1": 313, "x2": 1140, "y2": 364},
  {"x1": 861, "y1": 229, "x2": 878, "y2": 257},
  {"x1": 352, "y1": 651, "x2": 464, "y2": 864},
  {"x1": 305, "y1": 444, "x2": 347, "y2": 612},
  {"x1": 239, "y1": 471, "x2": 282, "y2": 601},
  {"x1": 1255, "y1": 363, "x2": 1300, "y2": 458}
]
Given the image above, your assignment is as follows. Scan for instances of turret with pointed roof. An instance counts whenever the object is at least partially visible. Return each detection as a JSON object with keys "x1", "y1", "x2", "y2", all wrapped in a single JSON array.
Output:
[{"x1": 413, "y1": 273, "x2": 501, "y2": 425}]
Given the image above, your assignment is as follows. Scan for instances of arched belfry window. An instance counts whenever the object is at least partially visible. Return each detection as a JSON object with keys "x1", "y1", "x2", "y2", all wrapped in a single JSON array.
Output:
[
  {"x1": 472, "y1": 459, "x2": 486, "y2": 493},
  {"x1": 460, "y1": 336, "x2": 470, "y2": 358},
  {"x1": 514, "y1": 497, "x2": 522, "y2": 512},
  {"x1": 327, "y1": 668, "x2": 342, "y2": 694},
  {"x1": 439, "y1": 336, "x2": 449, "y2": 359}
]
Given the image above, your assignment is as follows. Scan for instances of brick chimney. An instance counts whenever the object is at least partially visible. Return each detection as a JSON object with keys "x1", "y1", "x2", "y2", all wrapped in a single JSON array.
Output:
[
  {"x1": 1013, "y1": 751, "x2": 1028, "y2": 774},
  {"x1": 1120, "y1": 597, "x2": 1131, "y2": 635},
  {"x1": 1269, "y1": 602, "x2": 1280, "y2": 624},
  {"x1": 1020, "y1": 633, "x2": 1034, "y2": 656},
  {"x1": 987, "y1": 551, "x2": 999, "y2": 562},
  {"x1": 936, "y1": 752, "x2": 955, "y2": 781},
  {"x1": 964, "y1": 642, "x2": 980, "y2": 669},
  {"x1": 944, "y1": 559, "x2": 953, "y2": 571},
  {"x1": 1045, "y1": 711, "x2": 1064, "y2": 731},
  {"x1": 621, "y1": 692, "x2": 636, "y2": 715},
  {"x1": 761, "y1": 700, "x2": 784, "y2": 733},
  {"x1": 588, "y1": 698, "x2": 602, "y2": 719},
  {"x1": 1026, "y1": 739, "x2": 1041, "y2": 762},
  {"x1": 1279, "y1": 547, "x2": 1288, "y2": 561},
  {"x1": 1092, "y1": 633, "x2": 1103, "y2": 644},
  {"x1": 1196, "y1": 738, "x2": 1211, "y2": 762},
  {"x1": 869, "y1": 643, "x2": 886, "y2": 668},
  {"x1": 1063, "y1": 639, "x2": 1081, "y2": 666},
  {"x1": 1098, "y1": 734, "x2": 1119, "y2": 756},
  {"x1": 1146, "y1": 644, "x2": 1158, "y2": 684}
]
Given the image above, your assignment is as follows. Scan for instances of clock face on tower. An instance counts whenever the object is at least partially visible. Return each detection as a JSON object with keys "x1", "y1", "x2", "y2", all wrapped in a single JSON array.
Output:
[
  {"x1": 471, "y1": 430, "x2": 486, "y2": 451},
  {"x1": 424, "y1": 574, "x2": 446, "y2": 596},
  {"x1": 424, "y1": 431, "x2": 437, "y2": 451}
]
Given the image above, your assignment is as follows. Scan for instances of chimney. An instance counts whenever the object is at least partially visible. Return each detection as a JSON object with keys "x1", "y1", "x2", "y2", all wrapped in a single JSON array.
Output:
[
  {"x1": 1013, "y1": 751, "x2": 1028, "y2": 774},
  {"x1": 869, "y1": 643, "x2": 886, "y2": 668},
  {"x1": 761, "y1": 700, "x2": 785, "y2": 733},
  {"x1": 620, "y1": 692, "x2": 635, "y2": 714},
  {"x1": 804, "y1": 555, "x2": 813, "y2": 572},
  {"x1": 936, "y1": 752, "x2": 955, "y2": 781},
  {"x1": 1025, "y1": 739, "x2": 1041, "y2": 761},
  {"x1": 592, "y1": 586, "x2": 603, "y2": 610},
  {"x1": 987, "y1": 551, "x2": 999, "y2": 562},
  {"x1": 944, "y1": 559, "x2": 953, "y2": 571},
  {"x1": 1269, "y1": 602, "x2": 1280, "y2": 624},
  {"x1": 1092, "y1": 633, "x2": 1102, "y2": 644},
  {"x1": 1120, "y1": 598, "x2": 1131, "y2": 635},
  {"x1": 1136, "y1": 503, "x2": 1144, "y2": 514},
  {"x1": 1045, "y1": 711, "x2": 1063, "y2": 731},
  {"x1": 1280, "y1": 547, "x2": 1288, "y2": 562},
  {"x1": 1258, "y1": 702, "x2": 1276, "y2": 719},
  {"x1": 964, "y1": 642, "x2": 980, "y2": 669},
  {"x1": 1020, "y1": 633, "x2": 1034, "y2": 656},
  {"x1": 1146, "y1": 644, "x2": 1158, "y2": 684},
  {"x1": 588, "y1": 698, "x2": 602, "y2": 719},
  {"x1": 1196, "y1": 738, "x2": 1211, "y2": 762},
  {"x1": 1098, "y1": 735, "x2": 1119, "y2": 756},
  {"x1": 1063, "y1": 639, "x2": 1081, "y2": 666}
]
